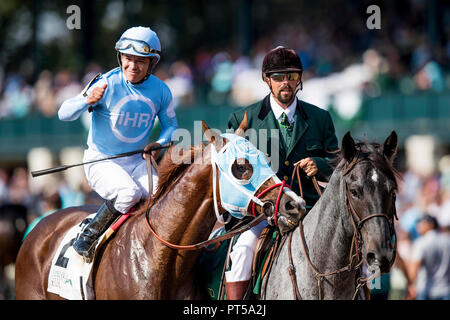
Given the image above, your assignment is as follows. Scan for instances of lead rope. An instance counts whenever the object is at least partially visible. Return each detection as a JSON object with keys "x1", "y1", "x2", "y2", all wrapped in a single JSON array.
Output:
[
  {"x1": 287, "y1": 232, "x2": 302, "y2": 299},
  {"x1": 287, "y1": 162, "x2": 325, "y2": 299},
  {"x1": 296, "y1": 219, "x2": 363, "y2": 300},
  {"x1": 291, "y1": 161, "x2": 322, "y2": 198}
]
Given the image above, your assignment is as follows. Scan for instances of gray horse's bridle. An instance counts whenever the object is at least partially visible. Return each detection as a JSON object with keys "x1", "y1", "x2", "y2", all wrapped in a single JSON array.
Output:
[
  {"x1": 287, "y1": 157, "x2": 398, "y2": 300},
  {"x1": 343, "y1": 160, "x2": 398, "y2": 267}
]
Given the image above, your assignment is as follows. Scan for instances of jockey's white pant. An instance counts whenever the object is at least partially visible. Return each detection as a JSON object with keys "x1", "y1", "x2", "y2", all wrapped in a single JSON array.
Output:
[
  {"x1": 225, "y1": 219, "x2": 268, "y2": 282},
  {"x1": 83, "y1": 148, "x2": 158, "y2": 214}
]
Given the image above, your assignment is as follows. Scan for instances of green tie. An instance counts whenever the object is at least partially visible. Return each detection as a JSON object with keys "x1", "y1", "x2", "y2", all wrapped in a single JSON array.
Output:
[{"x1": 279, "y1": 112, "x2": 291, "y2": 129}]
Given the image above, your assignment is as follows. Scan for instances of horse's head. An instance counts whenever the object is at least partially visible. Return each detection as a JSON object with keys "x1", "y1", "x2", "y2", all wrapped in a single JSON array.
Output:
[
  {"x1": 202, "y1": 113, "x2": 305, "y2": 234},
  {"x1": 340, "y1": 131, "x2": 399, "y2": 275}
]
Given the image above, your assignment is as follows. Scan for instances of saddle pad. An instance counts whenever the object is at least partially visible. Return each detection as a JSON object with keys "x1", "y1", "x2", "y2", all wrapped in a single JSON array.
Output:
[{"x1": 47, "y1": 213, "x2": 107, "y2": 300}]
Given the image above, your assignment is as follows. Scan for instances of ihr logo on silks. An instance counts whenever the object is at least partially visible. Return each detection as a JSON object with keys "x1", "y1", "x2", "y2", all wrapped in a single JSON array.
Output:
[{"x1": 110, "y1": 95, "x2": 156, "y2": 143}]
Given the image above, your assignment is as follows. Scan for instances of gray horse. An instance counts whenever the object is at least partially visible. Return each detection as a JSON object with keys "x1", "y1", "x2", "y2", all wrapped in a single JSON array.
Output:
[{"x1": 264, "y1": 131, "x2": 399, "y2": 299}]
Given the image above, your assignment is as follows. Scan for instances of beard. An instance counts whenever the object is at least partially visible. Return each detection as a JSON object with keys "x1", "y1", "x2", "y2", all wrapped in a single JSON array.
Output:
[{"x1": 276, "y1": 85, "x2": 295, "y2": 104}]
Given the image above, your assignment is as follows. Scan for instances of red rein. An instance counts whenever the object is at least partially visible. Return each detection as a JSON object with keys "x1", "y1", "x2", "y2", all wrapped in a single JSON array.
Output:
[{"x1": 252, "y1": 180, "x2": 290, "y2": 226}]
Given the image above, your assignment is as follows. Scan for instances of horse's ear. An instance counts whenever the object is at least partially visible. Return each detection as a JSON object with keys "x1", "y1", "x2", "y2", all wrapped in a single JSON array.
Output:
[
  {"x1": 235, "y1": 112, "x2": 248, "y2": 137},
  {"x1": 202, "y1": 120, "x2": 224, "y2": 150},
  {"x1": 202, "y1": 120, "x2": 216, "y2": 143},
  {"x1": 341, "y1": 131, "x2": 356, "y2": 162},
  {"x1": 382, "y1": 131, "x2": 398, "y2": 163}
]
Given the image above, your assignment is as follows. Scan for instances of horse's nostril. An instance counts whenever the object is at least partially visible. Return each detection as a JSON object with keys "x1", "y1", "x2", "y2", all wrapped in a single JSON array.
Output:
[
  {"x1": 262, "y1": 202, "x2": 274, "y2": 216},
  {"x1": 284, "y1": 200, "x2": 296, "y2": 211},
  {"x1": 366, "y1": 252, "x2": 376, "y2": 265}
]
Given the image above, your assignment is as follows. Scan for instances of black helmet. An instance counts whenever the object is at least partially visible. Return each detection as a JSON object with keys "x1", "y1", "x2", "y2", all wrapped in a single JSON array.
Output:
[
  {"x1": 262, "y1": 46, "x2": 303, "y2": 90},
  {"x1": 262, "y1": 46, "x2": 303, "y2": 76}
]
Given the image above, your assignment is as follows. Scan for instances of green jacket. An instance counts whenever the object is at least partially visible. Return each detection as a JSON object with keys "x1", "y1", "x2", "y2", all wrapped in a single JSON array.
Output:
[{"x1": 227, "y1": 95, "x2": 338, "y2": 207}]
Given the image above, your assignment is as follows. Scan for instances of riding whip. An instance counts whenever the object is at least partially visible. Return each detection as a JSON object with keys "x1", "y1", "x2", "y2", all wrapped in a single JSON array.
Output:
[{"x1": 30, "y1": 142, "x2": 172, "y2": 178}]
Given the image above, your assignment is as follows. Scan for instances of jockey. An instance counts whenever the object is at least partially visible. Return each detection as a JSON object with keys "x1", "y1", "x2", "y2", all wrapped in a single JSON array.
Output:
[{"x1": 58, "y1": 26, "x2": 178, "y2": 262}]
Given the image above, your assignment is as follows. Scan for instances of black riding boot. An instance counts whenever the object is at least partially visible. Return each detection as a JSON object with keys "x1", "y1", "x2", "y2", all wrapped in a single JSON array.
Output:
[{"x1": 73, "y1": 199, "x2": 121, "y2": 263}]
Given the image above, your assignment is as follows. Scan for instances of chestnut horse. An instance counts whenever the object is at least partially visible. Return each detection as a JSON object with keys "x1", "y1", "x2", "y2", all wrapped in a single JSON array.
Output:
[{"x1": 15, "y1": 117, "x2": 305, "y2": 299}]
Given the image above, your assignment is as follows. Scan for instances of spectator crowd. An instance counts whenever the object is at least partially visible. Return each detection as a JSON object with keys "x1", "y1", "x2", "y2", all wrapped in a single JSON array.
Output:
[
  {"x1": 386, "y1": 153, "x2": 450, "y2": 300},
  {"x1": 1, "y1": 0, "x2": 450, "y2": 119}
]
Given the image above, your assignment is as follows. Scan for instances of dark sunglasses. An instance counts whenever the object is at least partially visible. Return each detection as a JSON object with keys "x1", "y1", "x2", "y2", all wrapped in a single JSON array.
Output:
[{"x1": 269, "y1": 72, "x2": 300, "y2": 82}]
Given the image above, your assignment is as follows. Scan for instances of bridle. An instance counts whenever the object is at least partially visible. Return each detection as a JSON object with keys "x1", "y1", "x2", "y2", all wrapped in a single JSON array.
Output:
[
  {"x1": 252, "y1": 179, "x2": 291, "y2": 227},
  {"x1": 287, "y1": 157, "x2": 398, "y2": 300},
  {"x1": 142, "y1": 141, "x2": 291, "y2": 251},
  {"x1": 344, "y1": 182, "x2": 397, "y2": 262},
  {"x1": 342, "y1": 156, "x2": 398, "y2": 260}
]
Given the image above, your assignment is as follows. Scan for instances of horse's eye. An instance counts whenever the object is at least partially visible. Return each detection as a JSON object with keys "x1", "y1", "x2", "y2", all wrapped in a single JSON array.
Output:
[
  {"x1": 231, "y1": 158, "x2": 253, "y2": 180},
  {"x1": 350, "y1": 189, "x2": 359, "y2": 197}
]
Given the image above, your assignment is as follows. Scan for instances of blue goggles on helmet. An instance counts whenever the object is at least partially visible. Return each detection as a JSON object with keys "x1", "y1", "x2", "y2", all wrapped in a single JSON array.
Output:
[{"x1": 115, "y1": 37, "x2": 161, "y2": 57}]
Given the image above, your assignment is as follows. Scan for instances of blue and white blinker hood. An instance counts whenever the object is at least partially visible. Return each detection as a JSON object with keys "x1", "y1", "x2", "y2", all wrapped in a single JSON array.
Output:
[{"x1": 210, "y1": 133, "x2": 276, "y2": 222}]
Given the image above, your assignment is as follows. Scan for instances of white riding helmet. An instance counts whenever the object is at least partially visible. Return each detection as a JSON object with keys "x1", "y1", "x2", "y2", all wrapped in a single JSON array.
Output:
[{"x1": 115, "y1": 26, "x2": 161, "y2": 79}]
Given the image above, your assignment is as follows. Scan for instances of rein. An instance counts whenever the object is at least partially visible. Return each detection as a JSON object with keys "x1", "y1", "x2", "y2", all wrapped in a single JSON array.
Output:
[
  {"x1": 291, "y1": 161, "x2": 322, "y2": 198},
  {"x1": 144, "y1": 209, "x2": 266, "y2": 250},
  {"x1": 286, "y1": 160, "x2": 397, "y2": 300}
]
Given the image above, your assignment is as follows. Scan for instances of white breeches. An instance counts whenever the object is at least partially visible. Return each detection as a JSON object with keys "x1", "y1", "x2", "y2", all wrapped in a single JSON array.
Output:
[
  {"x1": 83, "y1": 148, "x2": 158, "y2": 214},
  {"x1": 225, "y1": 219, "x2": 268, "y2": 282}
]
